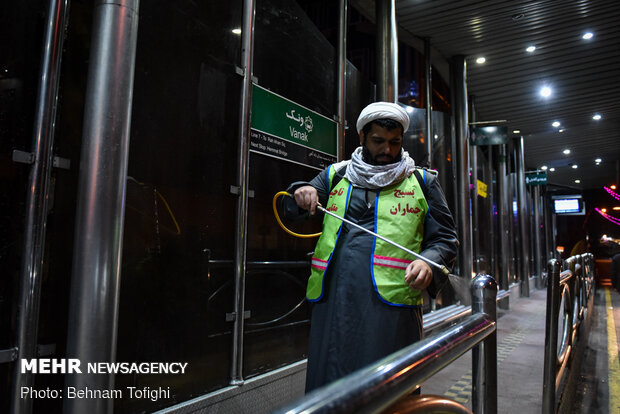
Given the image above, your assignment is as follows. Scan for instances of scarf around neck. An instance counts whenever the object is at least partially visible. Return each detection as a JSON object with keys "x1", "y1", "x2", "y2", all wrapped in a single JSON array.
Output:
[{"x1": 343, "y1": 146, "x2": 416, "y2": 190}]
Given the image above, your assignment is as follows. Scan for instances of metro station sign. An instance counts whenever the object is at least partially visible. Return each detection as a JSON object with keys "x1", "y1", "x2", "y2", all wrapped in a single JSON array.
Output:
[
  {"x1": 250, "y1": 84, "x2": 337, "y2": 170},
  {"x1": 526, "y1": 171, "x2": 547, "y2": 186}
]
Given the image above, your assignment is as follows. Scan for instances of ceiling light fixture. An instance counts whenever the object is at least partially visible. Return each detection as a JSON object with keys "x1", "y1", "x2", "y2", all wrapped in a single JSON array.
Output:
[
  {"x1": 563, "y1": 149, "x2": 570, "y2": 155},
  {"x1": 541, "y1": 165, "x2": 548, "y2": 170},
  {"x1": 593, "y1": 114, "x2": 602, "y2": 120},
  {"x1": 582, "y1": 32, "x2": 593, "y2": 40},
  {"x1": 540, "y1": 86, "x2": 552, "y2": 97},
  {"x1": 526, "y1": 45, "x2": 536, "y2": 53},
  {"x1": 575, "y1": 180, "x2": 581, "y2": 184},
  {"x1": 513, "y1": 129, "x2": 521, "y2": 134},
  {"x1": 476, "y1": 57, "x2": 486, "y2": 64},
  {"x1": 549, "y1": 168, "x2": 555, "y2": 172},
  {"x1": 559, "y1": 129, "x2": 565, "y2": 133},
  {"x1": 595, "y1": 158, "x2": 602, "y2": 163},
  {"x1": 552, "y1": 121, "x2": 561, "y2": 127},
  {"x1": 572, "y1": 164, "x2": 578, "y2": 169},
  {"x1": 232, "y1": 28, "x2": 242, "y2": 35}
]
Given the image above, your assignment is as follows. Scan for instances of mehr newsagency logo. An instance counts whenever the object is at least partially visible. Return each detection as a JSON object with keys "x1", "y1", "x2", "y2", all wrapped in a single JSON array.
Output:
[{"x1": 19, "y1": 358, "x2": 187, "y2": 402}]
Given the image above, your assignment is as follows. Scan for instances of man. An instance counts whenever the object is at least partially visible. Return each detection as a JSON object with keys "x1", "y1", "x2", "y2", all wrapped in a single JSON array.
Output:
[{"x1": 287, "y1": 101, "x2": 458, "y2": 392}]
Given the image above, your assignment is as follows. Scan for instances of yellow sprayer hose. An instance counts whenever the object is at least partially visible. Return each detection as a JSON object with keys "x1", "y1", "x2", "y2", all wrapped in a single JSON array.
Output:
[{"x1": 272, "y1": 191, "x2": 322, "y2": 238}]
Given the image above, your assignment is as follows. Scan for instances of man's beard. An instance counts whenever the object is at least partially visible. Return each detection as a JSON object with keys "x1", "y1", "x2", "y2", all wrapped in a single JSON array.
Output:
[{"x1": 362, "y1": 144, "x2": 402, "y2": 165}]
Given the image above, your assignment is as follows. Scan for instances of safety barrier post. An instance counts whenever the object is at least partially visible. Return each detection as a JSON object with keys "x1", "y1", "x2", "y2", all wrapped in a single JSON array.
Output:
[
  {"x1": 542, "y1": 259, "x2": 560, "y2": 413},
  {"x1": 472, "y1": 274, "x2": 498, "y2": 414}
]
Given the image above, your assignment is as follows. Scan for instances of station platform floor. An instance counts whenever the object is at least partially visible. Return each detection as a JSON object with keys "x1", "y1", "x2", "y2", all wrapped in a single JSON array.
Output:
[{"x1": 422, "y1": 283, "x2": 620, "y2": 413}]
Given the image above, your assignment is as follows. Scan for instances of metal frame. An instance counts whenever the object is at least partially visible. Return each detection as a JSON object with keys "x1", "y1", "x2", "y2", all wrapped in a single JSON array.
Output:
[
  {"x1": 424, "y1": 37, "x2": 433, "y2": 167},
  {"x1": 451, "y1": 56, "x2": 473, "y2": 282},
  {"x1": 230, "y1": 0, "x2": 257, "y2": 385},
  {"x1": 337, "y1": 0, "x2": 347, "y2": 161},
  {"x1": 10, "y1": 0, "x2": 70, "y2": 411}
]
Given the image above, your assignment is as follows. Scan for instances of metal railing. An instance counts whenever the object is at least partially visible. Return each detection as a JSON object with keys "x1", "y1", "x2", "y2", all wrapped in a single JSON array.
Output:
[
  {"x1": 275, "y1": 274, "x2": 498, "y2": 414},
  {"x1": 542, "y1": 253, "x2": 595, "y2": 413}
]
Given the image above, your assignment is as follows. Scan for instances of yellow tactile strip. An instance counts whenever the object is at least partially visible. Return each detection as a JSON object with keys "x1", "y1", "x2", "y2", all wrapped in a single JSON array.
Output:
[{"x1": 605, "y1": 288, "x2": 620, "y2": 414}]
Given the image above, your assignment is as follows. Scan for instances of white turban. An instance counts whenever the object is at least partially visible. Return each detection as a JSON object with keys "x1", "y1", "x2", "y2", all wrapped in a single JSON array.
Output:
[{"x1": 356, "y1": 101, "x2": 410, "y2": 134}]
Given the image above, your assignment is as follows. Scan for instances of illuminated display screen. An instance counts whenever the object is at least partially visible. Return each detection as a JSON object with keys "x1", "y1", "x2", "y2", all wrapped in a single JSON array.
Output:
[
  {"x1": 554, "y1": 198, "x2": 580, "y2": 213},
  {"x1": 553, "y1": 195, "x2": 584, "y2": 215}
]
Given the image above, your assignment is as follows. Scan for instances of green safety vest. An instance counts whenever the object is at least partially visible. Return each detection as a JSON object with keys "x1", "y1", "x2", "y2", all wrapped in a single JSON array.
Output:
[{"x1": 308, "y1": 164, "x2": 428, "y2": 306}]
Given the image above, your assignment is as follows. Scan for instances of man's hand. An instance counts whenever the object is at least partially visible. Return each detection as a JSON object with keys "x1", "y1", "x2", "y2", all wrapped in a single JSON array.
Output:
[
  {"x1": 294, "y1": 186, "x2": 319, "y2": 215},
  {"x1": 405, "y1": 259, "x2": 433, "y2": 290}
]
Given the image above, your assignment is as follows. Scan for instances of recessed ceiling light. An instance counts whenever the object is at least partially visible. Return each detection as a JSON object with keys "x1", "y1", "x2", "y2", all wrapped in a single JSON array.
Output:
[
  {"x1": 232, "y1": 28, "x2": 242, "y2": 35},
  {"x1": 476, "y1": 57, "x2": 486, "y2": 64},
  {"x1": 541, "y1": 165, "x2": 548, "y2": 170},
  {"x1": 572, "y1": 164, "x2": 578, "y2": 169},
  {"x1": 513, "y1": 129, "x2": 521, "y2": 134},
  {"x1": 549, "y1": 168, "x2": 555, "y2": 172},
  {"x1": 595, "y1": 158, "x2": 602, "y2": 163},
  {"x1": 526, "y1": 45, "x2": 536, "y2": 53},
  {"x1": 593, "y1": 114, "x2": 602, "y2": 120},
  {"x1": 575, "y1": 180, "x2": 581, "y2": 184},
  {"x1": 540, "y1": 86, "x2": 552, "y2": 97},
  {"x1": 559, "y1": 129, "x2": 565, "y2": 133},
  {"x1": 582, "y1": 32, "x2": 593, "y2": 40},
  {"x1": 563, "y1": 149, "x2": 571, "y2": 155},
  {"x1": 552, "y1": 121, "x2": 561, "y2": 128}
]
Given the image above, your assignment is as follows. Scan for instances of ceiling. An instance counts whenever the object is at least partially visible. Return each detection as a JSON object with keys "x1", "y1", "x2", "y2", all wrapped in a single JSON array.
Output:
[{"x1": 356, "y1": 0, "x2": 620, "y2": 190}]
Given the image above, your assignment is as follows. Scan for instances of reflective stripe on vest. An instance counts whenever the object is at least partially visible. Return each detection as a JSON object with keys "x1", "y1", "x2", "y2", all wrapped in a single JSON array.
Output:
[{"x1": 307, "y1": 166, "x2": 428, "y2": 306}]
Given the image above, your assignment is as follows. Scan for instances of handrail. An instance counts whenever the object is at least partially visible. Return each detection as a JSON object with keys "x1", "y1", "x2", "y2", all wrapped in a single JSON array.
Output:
[
  {"x1": 275, "y1": 274, "x2": 498, "y2": 414},
  {"x1": 542, "y1": 253, "x2": 595, "y2": 413}
]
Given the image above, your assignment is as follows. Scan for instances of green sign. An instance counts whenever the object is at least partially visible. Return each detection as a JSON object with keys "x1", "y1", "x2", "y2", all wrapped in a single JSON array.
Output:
[
  {"x1": 526, "y1": 171, "x2": 547, "y2": 186},
  {"x1": 250, "y1": 84, "x2": 337, "y2": 170},
  {"x1": 470, "y1": 126, "x2": 509, "y2": 145}
]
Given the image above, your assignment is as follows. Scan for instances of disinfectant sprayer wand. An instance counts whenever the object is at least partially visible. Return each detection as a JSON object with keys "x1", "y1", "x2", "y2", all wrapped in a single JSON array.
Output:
[{"x1": 316, "y1": 204, "x2": 450, "y2": 276}]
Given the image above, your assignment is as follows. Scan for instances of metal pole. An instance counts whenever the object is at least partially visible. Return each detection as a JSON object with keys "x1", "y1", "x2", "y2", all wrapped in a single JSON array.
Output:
[
  {"x1": 451, "y1": 56, "x2": 473, "y2": 281},
  {"x1": 542, "y1": 259, "x2": 561, "y2": 413},
  {"x1": 424, "y1": 38, "x2": 433, "y2": 167},
  {"x1": 516, "y1": 136, "x2": 530, "y2": 296},
  {"x1": 63, "y1": 1, "x2": 139, "y2": 413},
  {"x1": 486, "y1": 147, "x2": 495, "y2": 277},
  {"x1": 471, "y1": 274, "x2": 498, "y2": 414},
  {"x1": 10, "y1": 1, "x2": 70, "y2": 412},
  {"x1": 533, "y1": 185, "x2": 543, "y2": 288},
  {"x1": 543, "y1": 192, "x2": 552, "y2": 265},
  {"x1": 469, "y1": 96, "x2": 479, "y2": 274},
  {"x1": 376, "y1": 0, "x2": 397, "y2": 102},
  {"x1": 337, "y1": 0, "x2": 347, "y2": 161},
  {"x1": 496, "y1": 145, "x2": 509, "y2": 293},
  {"x1": 506, "y1": 140, "x2": 516, "y2": 283},
  {"x1": 230, "y1": 0, "x2": 256, "y2": 385}
]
